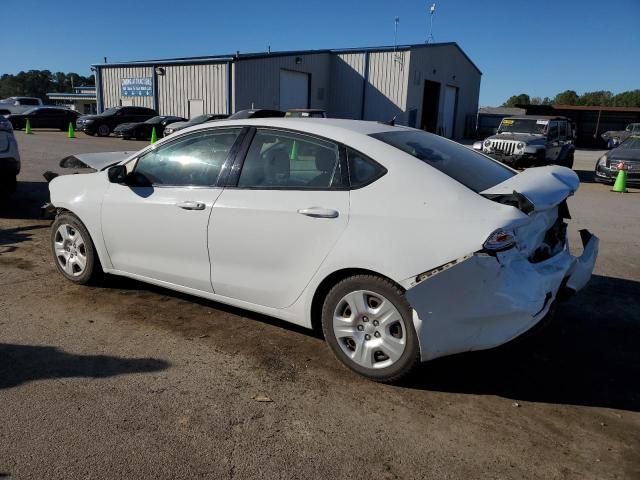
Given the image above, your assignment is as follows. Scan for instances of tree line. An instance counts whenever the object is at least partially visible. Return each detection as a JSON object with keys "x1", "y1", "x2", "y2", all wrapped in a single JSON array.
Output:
[
  {"x1": 0, "y1": 70, "x2": 95, "y2": 101},
  {"x1": 502, "y1": 90, "x2": 640, "y2": 108}
]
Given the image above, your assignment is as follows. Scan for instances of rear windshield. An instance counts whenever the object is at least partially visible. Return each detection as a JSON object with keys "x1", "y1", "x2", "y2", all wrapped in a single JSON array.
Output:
[{"x1": 370, "y1": 129, "x2": 515, "y2": 192}]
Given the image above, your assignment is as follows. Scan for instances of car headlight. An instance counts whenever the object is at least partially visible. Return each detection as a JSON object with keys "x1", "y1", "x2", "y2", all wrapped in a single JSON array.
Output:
[
  {"x1": 517, "y1": 142, "x2": 525, "y2": 150},
  {"x1": 597, "y1": 155, "x2": 608, "y2": 167},
  {"x1": 164, "y1": 128, "x2": 173, "y2": 134},
  {"x1": 83, "y1": 119, "x2": 94, "y2": 124},
  {"x1": 483, "y1": 139, "x2": 491, "y2": 147}
]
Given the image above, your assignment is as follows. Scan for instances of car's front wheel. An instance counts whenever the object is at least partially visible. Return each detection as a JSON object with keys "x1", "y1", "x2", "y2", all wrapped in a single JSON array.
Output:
[
  {"x1": 51, "y1": 213, "x2": 101, "y2": 284},
  {"x1": 321, "y1": 275, "x2": 420, "y2": 383},
  {"x1": 96, "y1": 124, "x2": 110, "y2": 137}
]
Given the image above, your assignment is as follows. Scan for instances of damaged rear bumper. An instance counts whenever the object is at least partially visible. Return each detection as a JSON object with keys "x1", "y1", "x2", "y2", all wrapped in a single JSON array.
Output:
[{"x1": 406, "y1": 231, "x2": 599, "y2": 361}]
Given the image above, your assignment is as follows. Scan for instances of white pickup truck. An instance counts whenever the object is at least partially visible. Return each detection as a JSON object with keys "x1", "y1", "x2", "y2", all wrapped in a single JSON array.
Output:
[{"x1": 0, "y1": 96, "x2": 43, "y2": 115}]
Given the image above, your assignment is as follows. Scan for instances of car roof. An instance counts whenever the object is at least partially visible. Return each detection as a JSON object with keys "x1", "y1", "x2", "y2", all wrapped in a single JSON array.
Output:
[
  {"x1": 504, "y1": 115, "x2": 570, "y2": 121},
  {"x1": 179, "y1": 117, "x2": 402, "y2": 139},
  {"x1": 287, "y1": 109, "x2": 326, "y2": 113}
]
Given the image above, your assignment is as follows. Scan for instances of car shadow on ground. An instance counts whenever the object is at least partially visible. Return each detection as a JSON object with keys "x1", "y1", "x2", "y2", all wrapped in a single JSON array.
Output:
[
  {"x1": 0, "y1": 343, "x2": 170, "y2": 390},
  {"x1": 574, "y1": 168, "x2": 598, "y2": 184},
  {"x1": 408, "y1": 274, "x2": 640, "y2": 412},
  {"x1": 0, "y1": 224, "x2": 48, "y2": 247},
  {"x1": 0, "y1": 181, "x2": 50, "y2": 220}
]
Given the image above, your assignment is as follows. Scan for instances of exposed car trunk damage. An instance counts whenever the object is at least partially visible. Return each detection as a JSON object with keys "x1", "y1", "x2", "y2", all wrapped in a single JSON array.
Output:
[{"x1": 406, "y1": 165, "x2": 598, "y2": 361}]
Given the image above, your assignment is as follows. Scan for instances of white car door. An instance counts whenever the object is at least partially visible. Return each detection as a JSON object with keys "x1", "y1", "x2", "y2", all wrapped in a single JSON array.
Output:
[
  {"x1": 209, "y1": 128, "x2": 350, "y2": 309},
  {"x1": 101, "y1": 128, "x2": 243, "y2": 292}
]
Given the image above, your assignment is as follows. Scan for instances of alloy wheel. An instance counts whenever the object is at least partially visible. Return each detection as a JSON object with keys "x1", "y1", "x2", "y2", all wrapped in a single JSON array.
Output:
[{"x1": 54, "y1": 224, "x2": 87, "y2": 277}]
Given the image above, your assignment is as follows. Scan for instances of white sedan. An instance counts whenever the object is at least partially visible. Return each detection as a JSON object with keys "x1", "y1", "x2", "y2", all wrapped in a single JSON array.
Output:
[{"x1": 47, "y1": 118, "x2": 598, "y2": 382}]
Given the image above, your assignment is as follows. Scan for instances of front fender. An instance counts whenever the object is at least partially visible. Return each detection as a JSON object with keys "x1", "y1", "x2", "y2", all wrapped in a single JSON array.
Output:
[{"x1": 49, "y1": 172, "x2": 112, "y2": 269}]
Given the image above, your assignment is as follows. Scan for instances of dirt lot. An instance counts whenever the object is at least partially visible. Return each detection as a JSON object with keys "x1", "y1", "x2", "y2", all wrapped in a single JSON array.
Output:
[{"x1": 1, "y1": 131, "x2": 639, "y2": 479}]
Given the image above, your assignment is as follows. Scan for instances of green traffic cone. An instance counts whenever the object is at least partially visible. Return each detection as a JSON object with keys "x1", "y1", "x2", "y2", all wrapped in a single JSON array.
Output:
[
  {"x1": 150, "y1": 127, "x2": 157, "y2": 144},
  {"x1": 611, "y1": 168, "x2": 627, "y2": 193},
  {"x1": 67, "y1": 122, "x2": 75, "y2": 139},
  {"x1": 289, "y1": 140, "x2": 298, "y2": 161},
  {"x1": 25, "y1": 119, "x2": 32, "y2": 134}
]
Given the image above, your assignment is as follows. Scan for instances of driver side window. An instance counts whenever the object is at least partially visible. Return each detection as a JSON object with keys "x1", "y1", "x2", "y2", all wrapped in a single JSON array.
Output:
[{"x1": 133, "y1": 128, "x2": 241, "y2": 186}]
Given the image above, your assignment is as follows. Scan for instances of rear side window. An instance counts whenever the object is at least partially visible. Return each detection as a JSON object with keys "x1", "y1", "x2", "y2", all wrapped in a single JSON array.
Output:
[
  {"x1": 347, "y1": 148, "x2": 386, "y2": 188},
  {"x1": 238, "y1": 129, "x2": 340, "y2": 189},
  {"x1": 21, "y1": 98, "x2": 40, "y2": 106},
  {"x1": 370, "y1": 129, "x2": 514, "y2": 193}
]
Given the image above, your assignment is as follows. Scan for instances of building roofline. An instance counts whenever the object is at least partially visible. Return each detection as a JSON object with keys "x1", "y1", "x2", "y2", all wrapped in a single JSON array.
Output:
[{"x1": 91, "y1": 42, "x2": 481, "y2": 74}]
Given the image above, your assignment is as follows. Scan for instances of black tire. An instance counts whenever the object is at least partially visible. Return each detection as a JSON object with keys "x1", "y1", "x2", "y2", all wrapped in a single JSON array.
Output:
[
  {"x1": 50, "y1": 212, "x2": 102, "y2": 285},
  {"x1": 96, "y1": 124, "x2": 110, "y2": 137},
  {"x1": 321, "y1": 275, "x2": 421, "y2": 383}
]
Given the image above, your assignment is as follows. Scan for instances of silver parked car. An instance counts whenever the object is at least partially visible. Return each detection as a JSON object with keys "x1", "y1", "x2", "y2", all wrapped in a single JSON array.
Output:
[
  {"x1": 474, "y1": 116, "x2": 576, "y2": 169},
  {"x1": 0, "y1": 116, "x2": 20, "y2": 192}
]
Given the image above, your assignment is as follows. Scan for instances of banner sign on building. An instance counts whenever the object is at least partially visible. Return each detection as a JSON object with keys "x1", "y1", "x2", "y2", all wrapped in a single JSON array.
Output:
[{"x1": 121, "y1": 77, "x2": 153, "y2": 97}]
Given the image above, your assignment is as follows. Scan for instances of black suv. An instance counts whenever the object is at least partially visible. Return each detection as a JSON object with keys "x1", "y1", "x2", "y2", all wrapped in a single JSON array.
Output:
[{"x1": 76, "y1": 106, "x2": 156, "y2": 137}]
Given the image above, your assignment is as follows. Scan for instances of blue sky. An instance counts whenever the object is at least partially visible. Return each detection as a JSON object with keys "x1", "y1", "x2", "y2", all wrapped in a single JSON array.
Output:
[{"x1": 2, "y1": 0, "x2": 638, "y2": 106}]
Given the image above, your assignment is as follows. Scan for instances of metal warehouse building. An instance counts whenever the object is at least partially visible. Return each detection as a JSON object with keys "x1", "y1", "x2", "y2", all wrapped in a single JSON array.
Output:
[{"x1": 94, "y1": 42, "x2": 481, "y2": 139}]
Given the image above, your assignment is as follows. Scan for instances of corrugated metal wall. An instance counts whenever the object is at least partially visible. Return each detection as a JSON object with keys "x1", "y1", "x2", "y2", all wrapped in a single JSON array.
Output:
[
  {"x1": 328, "y1": 52, "x2": 366, "y2": 119},
  {"x1": 100, "y1": 66, "x2": 154, "y2": 110},
  {"x1": 157, "y1": 63, "x2": 229, "y2": 117},
  {"x1": 233, "y1": 53, "x2": 331, "y2": 111},
  {"x1": 364, "y1": 50, "x2": 409, "y2": 123}
]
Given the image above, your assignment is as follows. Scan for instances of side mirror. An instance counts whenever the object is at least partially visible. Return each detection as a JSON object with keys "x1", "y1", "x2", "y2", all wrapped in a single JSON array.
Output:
[
  {"x1": 107, "y1": 165, "x2": 127, "y2": 183},
  {"x1": 472, "y1": 141, "x2": 483, "y2": 151}
]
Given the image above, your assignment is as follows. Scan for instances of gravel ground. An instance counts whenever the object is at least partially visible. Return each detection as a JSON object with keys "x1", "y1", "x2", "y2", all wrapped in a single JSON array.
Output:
[{"x1": 1, "y1": 130, "x2": 639, "y2": 480}]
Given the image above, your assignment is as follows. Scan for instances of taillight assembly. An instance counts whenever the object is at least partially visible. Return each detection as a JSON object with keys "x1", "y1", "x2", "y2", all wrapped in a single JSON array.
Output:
[{"x1": 483, "y1": 229, "x2": 516, "y2": 252}]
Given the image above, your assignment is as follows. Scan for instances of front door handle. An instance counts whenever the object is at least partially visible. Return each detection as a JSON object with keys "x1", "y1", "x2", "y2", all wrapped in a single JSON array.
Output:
[
  {"x1": 176, "y1": 201, "x2": 206, "y2": 210},
  {"x1": 297, "y1": 207, "x2": 339, "y2": 219}
]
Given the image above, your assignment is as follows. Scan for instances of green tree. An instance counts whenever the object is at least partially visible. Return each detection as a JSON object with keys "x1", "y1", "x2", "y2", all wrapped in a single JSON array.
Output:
[
  {"x1": 502, "y1": 93, "x2": 531, "y2": 107},
  {"x1": 611, "y1": 90, "x2": 640, "y2": 107},
  {"x1": 0, "y1": 70, "x2": 94, "y2": 101},
  {"x1": 554, "y1": 90, "x2": 579, "y2": 105},
  {"x1": 579, "y1": 90, "x2": 613, "y2": 106}
]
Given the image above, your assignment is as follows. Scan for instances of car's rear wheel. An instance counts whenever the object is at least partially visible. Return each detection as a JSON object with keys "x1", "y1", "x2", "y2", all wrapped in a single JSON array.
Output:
[
  {"x1": 321, "y1": 275, "x2": 420, "y2": 383},
  {"x1": 51, "y1": 213, "x2": 101, "y2": 284},
  {"x1": 96, "y1": 124, "x2": 110, "y2": 137}
]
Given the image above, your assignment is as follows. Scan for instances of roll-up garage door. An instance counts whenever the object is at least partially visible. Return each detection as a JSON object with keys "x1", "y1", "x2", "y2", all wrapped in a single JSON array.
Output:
[{"x1": 279, "y1": 70, "x2": 309, "y2": 111}]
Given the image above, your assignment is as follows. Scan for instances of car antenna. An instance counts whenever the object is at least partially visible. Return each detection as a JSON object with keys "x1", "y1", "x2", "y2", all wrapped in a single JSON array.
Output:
[{"x1": 386, "y1": 114, "x2": 398, "y2": 126}]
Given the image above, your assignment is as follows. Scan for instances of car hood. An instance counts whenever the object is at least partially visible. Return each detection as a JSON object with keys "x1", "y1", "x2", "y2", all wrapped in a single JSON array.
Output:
[
  {"x1": 607, "y1": 149, "x2": 640, "y2": 162},
  {"x1": 59, "y1": 151, "x2": 134, "y2": 170},
  {"x1": 487, "y1": 133, "x2": 546, "y2": 144},
  {"x1": 481, "y1": 165, "x2": 579, "y2": 213}
]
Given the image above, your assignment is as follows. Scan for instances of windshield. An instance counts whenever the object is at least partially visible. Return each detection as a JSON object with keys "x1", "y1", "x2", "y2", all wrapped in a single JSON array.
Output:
[
  {"x1": 498, "y1": 118, "x2": 547, "y2": 134},
  {"x1": 618, "y1": 136, "x2": 640, "y2": 150},
  {"x1": 144, "y1": 116, "x2": 163, "y2": 124},
  {"x1": 371, "y1": 129, "x2": 515, "y2": 192},
  {"x1": 101, "y1": 107, "x2": 119, "y2": 116}
]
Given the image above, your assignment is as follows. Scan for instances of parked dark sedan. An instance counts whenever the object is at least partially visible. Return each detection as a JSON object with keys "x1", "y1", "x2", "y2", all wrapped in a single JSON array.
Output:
[
  {"x1": 228, "y1": 109, "x2": 285, "y2": 119},
  {"x1": 595, "y1": 135, "x2": 640, "y2": 185},
  {"x1": 163, "y1": 113, "x2": 229, "y2": 136},
  {"x1": 76, "y1": 106, "x2": 157, "y2": 137},
  {"x1": 113, "y1": 115, "x2": 187, "y2": 140},
  {"x1": 7, "y1": 107, "x2": 79, "y2": 131}
]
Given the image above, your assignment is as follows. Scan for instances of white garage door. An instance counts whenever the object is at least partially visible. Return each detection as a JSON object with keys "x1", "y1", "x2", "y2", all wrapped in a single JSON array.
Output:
[
  {"x1": 188, "y1": 99, "x2": 205, "y2": 119},
  {"x1": 442, "y1": 85, "x2": 458, "y2": 139},
  {"x1": 279, "y1": 70, "x2": 309, "y2": 111}
]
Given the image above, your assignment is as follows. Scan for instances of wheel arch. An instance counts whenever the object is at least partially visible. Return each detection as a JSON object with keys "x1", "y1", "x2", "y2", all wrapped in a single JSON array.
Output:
[
  {"x1": 310, "y1": 268, "x2": 405, "y2": 337},
  {"x1": 52, "y1": 207, "x2": 108, "y2": 272}
]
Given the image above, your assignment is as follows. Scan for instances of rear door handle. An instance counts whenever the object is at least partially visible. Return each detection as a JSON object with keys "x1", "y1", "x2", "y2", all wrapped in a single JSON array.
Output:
[
  {"x1": 297, "y1": 207, "x2": 339, "y2": 219},
  {"x1": 176, "y1": 201, "x2": 206, "y2": 210}
]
